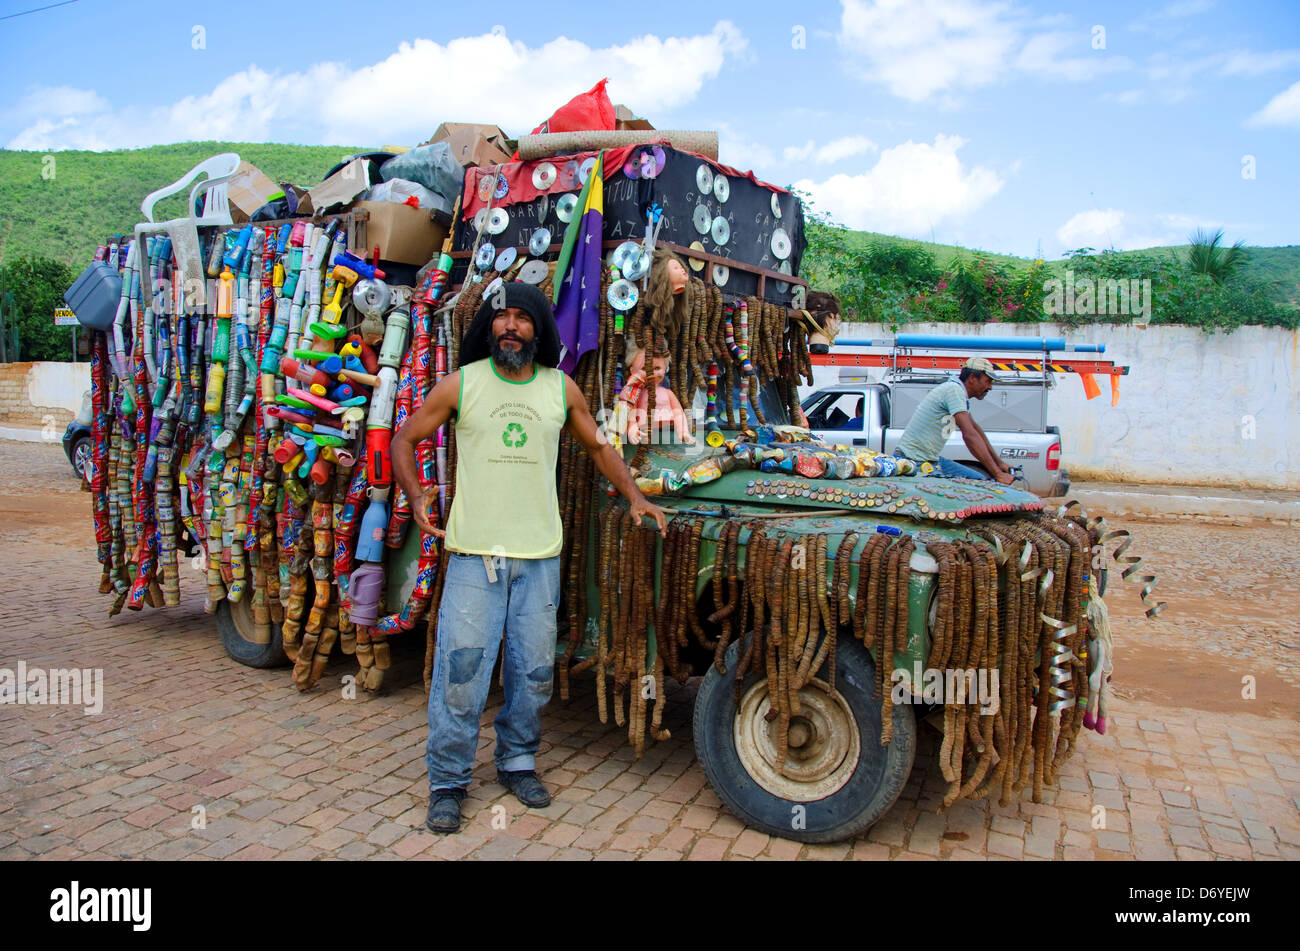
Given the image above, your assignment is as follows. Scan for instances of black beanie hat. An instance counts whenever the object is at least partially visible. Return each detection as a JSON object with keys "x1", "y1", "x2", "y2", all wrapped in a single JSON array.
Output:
[{"x1": 460, "y1": 282, "x2": 562, "y2": 369}]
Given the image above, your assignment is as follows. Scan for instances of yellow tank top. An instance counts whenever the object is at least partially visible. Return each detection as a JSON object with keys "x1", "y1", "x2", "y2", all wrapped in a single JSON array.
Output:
[{"x1": 445, "y1": 358, "x2": 567, "y2": 558}]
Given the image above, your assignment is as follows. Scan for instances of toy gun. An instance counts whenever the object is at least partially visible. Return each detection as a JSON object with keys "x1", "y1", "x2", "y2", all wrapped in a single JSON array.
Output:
[{"x1": 333, "y1": 249, "x2": 385, "y2": 282}]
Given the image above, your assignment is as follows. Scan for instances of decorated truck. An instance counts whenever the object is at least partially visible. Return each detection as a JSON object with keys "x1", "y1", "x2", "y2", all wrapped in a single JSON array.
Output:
[{"x1": 66, "y1": 130, "x2": 1161, "y2": 844}]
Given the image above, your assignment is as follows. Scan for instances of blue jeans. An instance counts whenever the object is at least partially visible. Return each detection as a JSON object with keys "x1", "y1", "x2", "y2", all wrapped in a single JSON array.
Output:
[
  {"x1": 426, "y1": 552, "x2": 562, "y2": 791},
  {"x1": 894, "y1": 449, "x2": 991, "y2": 480}
]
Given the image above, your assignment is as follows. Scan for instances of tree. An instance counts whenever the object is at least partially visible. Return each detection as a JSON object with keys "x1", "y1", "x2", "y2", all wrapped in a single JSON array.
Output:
[
  {"x1": 1185, "y1": 228, "x2": 1247, "y2": 286},
  {"x1": 0, "y1": 254, "x2": 78, "y2": 361}
]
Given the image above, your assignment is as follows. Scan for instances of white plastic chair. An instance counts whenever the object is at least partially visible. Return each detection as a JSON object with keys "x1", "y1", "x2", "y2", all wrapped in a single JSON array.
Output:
[
  {"x1": 141, "y1": 152, "x2": 241, "y2": 226},
  {"x1": 135, "y1": 152, "x2": 241, "y2": 308}
]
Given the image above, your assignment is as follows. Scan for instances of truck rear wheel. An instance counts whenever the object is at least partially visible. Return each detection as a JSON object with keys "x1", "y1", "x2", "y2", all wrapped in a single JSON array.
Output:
[
  {"x1": 216, "y1": 596, "x2": 288, "y2": 669},
  {"x1": 693, "y1": 635, "x2": 915, "y2": 843}
]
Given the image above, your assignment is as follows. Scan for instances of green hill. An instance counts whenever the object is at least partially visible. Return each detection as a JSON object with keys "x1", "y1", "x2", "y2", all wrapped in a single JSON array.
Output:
[{"x1": 0, "y1": 142, "x2": 365, "y2": 267}]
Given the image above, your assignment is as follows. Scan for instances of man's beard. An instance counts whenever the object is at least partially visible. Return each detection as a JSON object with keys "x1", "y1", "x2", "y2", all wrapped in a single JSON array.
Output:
[{"x1": 491, "y1": 334, "x2": 537, "y2": 373}]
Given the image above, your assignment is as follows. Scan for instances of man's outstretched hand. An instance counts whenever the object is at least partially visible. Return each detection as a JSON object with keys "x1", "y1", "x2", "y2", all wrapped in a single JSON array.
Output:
[
  {"x1": 630, "y1": 496, "x2": 668, "y2": 537},
  {"x1": 414, "y1": 489, "x2": 445, "y2": 539}
]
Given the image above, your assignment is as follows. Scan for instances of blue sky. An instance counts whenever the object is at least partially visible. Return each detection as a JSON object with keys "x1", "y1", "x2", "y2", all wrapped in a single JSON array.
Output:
[{"x1": 2, "y1": 0, "x2": 1297, "y2": 258}]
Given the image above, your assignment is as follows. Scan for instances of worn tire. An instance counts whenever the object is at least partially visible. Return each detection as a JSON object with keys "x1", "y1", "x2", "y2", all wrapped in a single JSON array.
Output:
[
  {"x1": 216, "y1": 596, "x2": 288, "y2": 669},
  {"x1": 693, "y1": 636, "x2": 916, "y2": 843}
]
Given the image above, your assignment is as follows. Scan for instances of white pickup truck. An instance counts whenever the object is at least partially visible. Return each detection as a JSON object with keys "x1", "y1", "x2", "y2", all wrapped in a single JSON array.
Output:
[{"x1": 800, "y1": 370, "x2": 1070, "y2": 497}]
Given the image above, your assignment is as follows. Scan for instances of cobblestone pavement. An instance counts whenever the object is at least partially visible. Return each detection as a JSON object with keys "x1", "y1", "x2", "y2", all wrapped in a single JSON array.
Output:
[{"x1": 2, "y1": 440, "x2": 1298, "y2": 860}]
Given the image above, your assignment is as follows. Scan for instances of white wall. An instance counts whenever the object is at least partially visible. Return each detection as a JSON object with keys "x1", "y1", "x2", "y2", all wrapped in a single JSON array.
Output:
[
  {"x1": 817, "y1": 322, "x2": 1300, "y2": 490},
  {"x1": 27, "y1": 361, "x2": 91, "y2": 414}
]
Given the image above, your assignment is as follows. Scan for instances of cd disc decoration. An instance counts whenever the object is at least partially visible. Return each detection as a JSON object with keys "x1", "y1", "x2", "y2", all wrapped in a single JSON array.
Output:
[
  {"x1": 696, "y1": 163, "x2": 714, "y2": 195},
  {"x1": 529, "y1": 227, "x2": 552, "y2": 256},
  {"x1": 556, "y1": 193, "x2": 579, "y2": 223},
  {"x1": 486, "y1": 207, "x2": 509, "y2": 235},
  {"x1": 711, "y1": 216, "x2": 730, "y2": 246},
  {"x1": 607, "y1": 278, "x2": 639, "y2": 311},
  {"x1": 532, "y1": 162, "x2": 557, "y2": 190}
]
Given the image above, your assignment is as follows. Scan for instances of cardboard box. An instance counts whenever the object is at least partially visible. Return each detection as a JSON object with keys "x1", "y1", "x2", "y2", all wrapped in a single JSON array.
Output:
[
  {"x1": 354, "y1": 200, "x2": 449, "y2": 267},
  {"x1": 428, "y1": 121, "x2": 514, "y2": 168},
  {"x1": 614, "y1": 104, "x2": 655, "y2": 131},
  {"x1": 226, "y1": 161, "x2": 284, "y2": 222},
  {"x1": 302, "y1": 157, "x2": 371, "y2": 216}
]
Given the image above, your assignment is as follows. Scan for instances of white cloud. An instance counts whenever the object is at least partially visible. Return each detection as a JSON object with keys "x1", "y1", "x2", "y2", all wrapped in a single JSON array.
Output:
[
  {"x1": 816, "y1": 135, "x2": 877, "y2": 163},
  {"x1": 838, "y1": 0, "x2": 1020, "y2": 101},
  {"x1": 1161, "y1": 0, "x2": 1214, "y2": 15},
  {"x1": 7, "y1": 85, "x2": 110, "y2": 119},
  {"x1": 715, "y1": 121, "x2": 776, "y2": 170},
  {"x1": 793, "y1": 133, "x2": 1003, "y2": 234},
  {"x1": 1129, "y1": 0, "x2": 1214, "y2": 35},
  {"x1": 1057, "y1": 209, "x2": 1127, "y2": 248},
  {"x1": 783, "y1": 139, "x2": 816, "y2": 163},
  {"x1": 1014, "y1": 31, "x2": 1126, "y2": 82},
  {"x1": 837, "y1": 0, "x2": 1130, "y2": 101},
  {"x1": 1246, "y1": 80, "x2": 1300, "y2": 128},
  {"x1": 782, "y1": 135, "x2": 876, "y2": 165},
  {"x1": 1055, "y1": 209, "x2": 1223, "y2": 251},
  {"x1": 1219, "y1": 49, "x2": 1300, "y2": 76},
  {"x1": 1125, "y1": 46, "x2": 1300, "y2": 104},
  {"x1": 6, "y1": 24, "x2": 747, "y2": 151}
]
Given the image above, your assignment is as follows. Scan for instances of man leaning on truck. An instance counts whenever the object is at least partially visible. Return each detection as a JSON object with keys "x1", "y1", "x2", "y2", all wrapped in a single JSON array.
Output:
[{"x1": 895, "y1": 357, "x2": 1016, "y2": 485}]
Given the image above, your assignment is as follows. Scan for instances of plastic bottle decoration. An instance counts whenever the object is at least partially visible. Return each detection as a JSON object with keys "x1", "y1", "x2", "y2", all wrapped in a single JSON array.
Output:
[
  {"x1": 704, "y1": 361, "x2": 724, "y2": 447},
  {"x1": 373, "y1": 261, "x2": 453, "y2": 688}
]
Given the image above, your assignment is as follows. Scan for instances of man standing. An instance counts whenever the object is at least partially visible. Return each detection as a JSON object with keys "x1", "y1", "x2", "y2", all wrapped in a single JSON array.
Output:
[
  {"x1": 895, "y1": 357, "x2": 1016, "y2": 485},
  {"x1": 392, "y1": 283, "x2": 666, "y2": 834}
]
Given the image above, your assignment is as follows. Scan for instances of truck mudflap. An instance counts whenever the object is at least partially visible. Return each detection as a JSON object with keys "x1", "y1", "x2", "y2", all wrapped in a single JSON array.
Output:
[{"x1": 1051, "y1": 469, "x2": 1072, "y2": 497}]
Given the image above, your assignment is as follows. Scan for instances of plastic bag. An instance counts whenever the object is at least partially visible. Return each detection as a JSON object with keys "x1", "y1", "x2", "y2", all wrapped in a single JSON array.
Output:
[
  {"x1": 528, "y1": 78, "x2": 616, "y2": 135},
  {"x1": 361, "y1": 178, "x2": 450, "y2": 216},
  {"x1": 379, "y1": 142, "x2": 463, "y2": 204}
]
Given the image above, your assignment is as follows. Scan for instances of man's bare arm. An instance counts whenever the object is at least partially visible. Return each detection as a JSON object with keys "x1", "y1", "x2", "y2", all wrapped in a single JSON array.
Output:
[
  {"x1": 562, "y1": 374, "x2": 668, "y2": 536},
  {"x1": 391, "y1": 370, "x2": 460, "y2": 537},
  {"x1": 955, "y1": 412, "x2": 1014, "y2": 484},
  {"x1": 975, "y1": 419, "x2": 1011, "y2": 475}
]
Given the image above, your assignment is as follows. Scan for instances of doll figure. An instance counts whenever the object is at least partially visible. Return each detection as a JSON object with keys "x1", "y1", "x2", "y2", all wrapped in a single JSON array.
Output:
[{"x1": 615, "y1": 345, "x2": 695, "y2": 445}]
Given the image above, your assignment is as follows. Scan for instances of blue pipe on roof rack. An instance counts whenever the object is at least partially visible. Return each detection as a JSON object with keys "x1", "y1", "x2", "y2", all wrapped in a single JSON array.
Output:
[{"x1": 835, "y1": 335, "x2": 1105, "y2": 353}]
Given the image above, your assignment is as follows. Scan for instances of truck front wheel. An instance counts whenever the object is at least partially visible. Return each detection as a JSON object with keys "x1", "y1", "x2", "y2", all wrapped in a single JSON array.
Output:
[
  {"x1": 693, "y1": 635, "x2": 915, "y2": 843},
  {"x1": 216, "y1": 596, "x2": 288, "y2": 669}
]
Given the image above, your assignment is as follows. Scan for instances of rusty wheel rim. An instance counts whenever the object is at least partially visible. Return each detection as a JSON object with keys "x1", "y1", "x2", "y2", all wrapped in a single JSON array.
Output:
[{"x1": 734, "y1": 677, "x2": 859, "y2": 802}]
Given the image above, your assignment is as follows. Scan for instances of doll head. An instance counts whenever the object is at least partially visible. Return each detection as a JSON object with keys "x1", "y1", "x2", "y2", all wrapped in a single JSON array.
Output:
[
  {"x1": 647, "y1": 344, "x2": 670, "y2": 384},
  {"x1": 643, "y1": 249, "x2": 693, "y2": 339},
  {"x1": 629, "y1": 341, "x2": 671, "y2": 384},
  {"x1": 804, "y1": 290, "x2": 842, "y2": 352}
]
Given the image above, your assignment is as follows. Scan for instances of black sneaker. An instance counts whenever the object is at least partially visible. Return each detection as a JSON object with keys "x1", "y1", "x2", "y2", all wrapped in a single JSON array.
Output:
[
  {"x1": 426, "y1": 788, "x2": 466, "y2": 834},
  {"x1": 496, "y1": 770, "x2": 551, "y2": 808}
]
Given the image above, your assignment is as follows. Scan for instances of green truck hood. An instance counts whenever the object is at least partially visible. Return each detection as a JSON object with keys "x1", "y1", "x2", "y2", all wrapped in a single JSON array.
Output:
[{"x1": 635, "y1": 440, "x2": 1046, "y2": 524}]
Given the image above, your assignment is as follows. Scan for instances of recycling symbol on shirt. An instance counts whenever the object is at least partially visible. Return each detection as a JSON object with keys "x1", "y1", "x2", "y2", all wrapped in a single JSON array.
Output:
[{"x1": 502, "y1": 422, "x2": 528, "y2": 448}]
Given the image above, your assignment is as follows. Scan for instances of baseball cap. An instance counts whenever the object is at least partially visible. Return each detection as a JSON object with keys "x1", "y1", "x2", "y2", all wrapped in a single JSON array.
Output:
[{"x1": 963, "y1": 357, "x2": 995, "y2": 374}]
